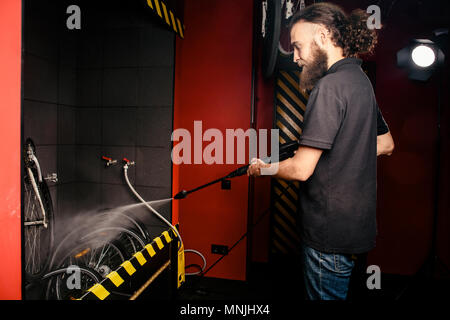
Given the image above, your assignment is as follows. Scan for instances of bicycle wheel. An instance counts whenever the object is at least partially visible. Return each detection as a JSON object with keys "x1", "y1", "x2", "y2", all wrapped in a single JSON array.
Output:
[
  {"x1": 43, "y1": 266, "x2": 102, "y2": 300},
  {"x1": 23, "y1": 140, "x2": 55, "y2": 280},
  {"x1": 95, "y1": 210, "x2": 152, "y2": 243},
  {"x1": 56, "y1": 237, "x2": 127, "y2": 278},
  {"x1": 80, "y1": 227, "x2": 147, "y2": 260}
]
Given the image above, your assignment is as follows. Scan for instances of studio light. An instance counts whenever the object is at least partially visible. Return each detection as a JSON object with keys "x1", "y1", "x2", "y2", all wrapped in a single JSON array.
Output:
[
  {"x1": 411, "y1": 44, "x2": 436, "y2": 68},
  {"x1": 396, "y1": 29, "x2": 447, "y2": 81}
]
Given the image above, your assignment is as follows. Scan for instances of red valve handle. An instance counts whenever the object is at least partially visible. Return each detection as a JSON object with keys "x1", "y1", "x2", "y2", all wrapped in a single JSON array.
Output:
[{"x1": 102, "y1": 156, "x2": 112, "y2": 161}]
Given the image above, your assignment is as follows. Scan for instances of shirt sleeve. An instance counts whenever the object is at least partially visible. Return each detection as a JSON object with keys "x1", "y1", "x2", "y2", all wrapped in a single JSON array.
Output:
[
  {"x1": 377, "y1": 104, "x2": 389, "y2": 136},
  {"x1": 299, "y1": 85, "x2": 344, "y2": 150}
]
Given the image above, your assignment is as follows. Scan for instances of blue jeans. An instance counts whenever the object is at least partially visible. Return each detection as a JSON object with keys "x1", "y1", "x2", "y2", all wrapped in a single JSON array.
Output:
[{"x1": 302, "y1": 244, "x2": 355, "y2": 300}]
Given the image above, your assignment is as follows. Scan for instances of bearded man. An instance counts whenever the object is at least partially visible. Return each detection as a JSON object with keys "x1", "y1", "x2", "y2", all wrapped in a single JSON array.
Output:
[{"x1": 248, "y1": 2, "x2": 395, "y2": 300}]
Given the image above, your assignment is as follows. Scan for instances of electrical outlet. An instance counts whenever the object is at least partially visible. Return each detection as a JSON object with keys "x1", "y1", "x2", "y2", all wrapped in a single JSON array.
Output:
[{"x1": 211, "y1": 244, "x2": 228, "y2": 255}]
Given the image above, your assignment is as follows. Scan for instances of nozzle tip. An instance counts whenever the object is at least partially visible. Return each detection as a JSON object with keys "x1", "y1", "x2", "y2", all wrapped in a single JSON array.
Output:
[{"x1": 174, "y1": 190, "x2": 188, "y2": 200}]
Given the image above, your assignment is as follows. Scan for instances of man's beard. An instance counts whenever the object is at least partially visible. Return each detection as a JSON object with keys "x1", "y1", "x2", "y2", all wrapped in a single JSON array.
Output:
[{"x1": 299, "y1": 42, "x2": 329, "y2": 92}]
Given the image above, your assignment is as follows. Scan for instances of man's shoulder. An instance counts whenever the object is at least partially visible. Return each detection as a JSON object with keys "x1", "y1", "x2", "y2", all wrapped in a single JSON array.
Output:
[{"x1": 316, "y1": 65, "x2": 371, "y2": 93}]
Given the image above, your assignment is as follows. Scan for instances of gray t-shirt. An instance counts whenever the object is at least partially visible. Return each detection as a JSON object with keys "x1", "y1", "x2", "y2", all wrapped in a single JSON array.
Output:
[{"x1": 297, "y1": 57, "x2": 388, "y2": 254}]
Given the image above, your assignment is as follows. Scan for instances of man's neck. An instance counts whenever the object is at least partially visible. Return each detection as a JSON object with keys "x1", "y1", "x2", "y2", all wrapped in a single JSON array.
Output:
[{"x1": 327, "y1": 51, "x2": 346, "y2": 70}]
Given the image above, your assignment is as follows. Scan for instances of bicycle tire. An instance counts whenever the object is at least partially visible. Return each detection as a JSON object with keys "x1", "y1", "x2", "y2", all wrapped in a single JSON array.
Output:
[
  {"x1": 95, "y1": 210, "x2": 152, "y2": 243},
  {"x1": 52, "y1": 227, "x2": 145, "y2": 272},
  {"x1": 80, "y1": 227, "x2": 147, "y2": 259},
  {"x1": 23, "y1": 164, "x2": 55, "y2": 281},
  {"x1": 262, "y1": 0, "x2": 281, "y2": 78},
  {"x1": 43, "y1": 266, "x2": 103, "y2": 300},
  {"x1": 56, "y1": 238, "x2": 127, "y2": 275}
]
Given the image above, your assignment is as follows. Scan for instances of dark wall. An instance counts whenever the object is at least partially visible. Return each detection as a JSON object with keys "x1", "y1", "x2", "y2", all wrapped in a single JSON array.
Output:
[
  {"x1": 249, "y1": 0, "x2": 450, "y2": 276},
  {"x1": 23, "y1": 1, "x2": 69, "y2": 224},
  {"x1": 23, "y1": 0, "x2": 176, "y2": 240},
  {"x1": 347, "y1": 0, "x2": 450, "y2": 276}
]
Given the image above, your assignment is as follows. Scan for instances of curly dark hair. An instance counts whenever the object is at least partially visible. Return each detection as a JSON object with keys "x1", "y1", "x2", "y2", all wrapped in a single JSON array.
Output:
[{"x1": 289, "y1": 2, "x2": 378, "y2": 58}]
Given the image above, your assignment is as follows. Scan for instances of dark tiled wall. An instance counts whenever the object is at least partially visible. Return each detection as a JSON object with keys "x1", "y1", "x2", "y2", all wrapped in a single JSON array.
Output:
[
  {"x1": 23, "y1": 0, "x2": 174, "y2": 238},
  {"x1": 23, "y1": 1, "x2": 77, "y2": 224}
]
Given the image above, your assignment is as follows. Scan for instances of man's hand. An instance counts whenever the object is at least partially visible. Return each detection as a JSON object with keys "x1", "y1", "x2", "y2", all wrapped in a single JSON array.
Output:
[
  {"x1": 247, "y1": 158, "x2": 269, "y2": 177},
  {"x1": 377, "y1": 131, "x2": 395, "y2": 156}
]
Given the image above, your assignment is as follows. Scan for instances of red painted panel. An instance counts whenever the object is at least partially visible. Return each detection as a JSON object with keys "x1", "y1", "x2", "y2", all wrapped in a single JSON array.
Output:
[
  {"x1": 173, "y1": 0, "x2": 254, "y2": 280},
  {"x1": 0, "y1": 0, "x2": 22, "y2": 299}
]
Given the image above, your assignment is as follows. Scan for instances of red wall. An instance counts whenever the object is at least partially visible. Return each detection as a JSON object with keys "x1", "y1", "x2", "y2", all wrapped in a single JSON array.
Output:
[
  {"x1": 173, "y1": 0, "x2": 254, "y2": 280},
  {"x1": 0, "y1": 0, "x2": 22, "y2": 299}
]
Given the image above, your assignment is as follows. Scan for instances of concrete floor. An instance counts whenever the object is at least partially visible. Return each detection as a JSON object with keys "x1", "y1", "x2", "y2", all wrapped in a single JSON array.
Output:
[{"x1": 176, "y1": 261, "x2": 450, "y2": 302}]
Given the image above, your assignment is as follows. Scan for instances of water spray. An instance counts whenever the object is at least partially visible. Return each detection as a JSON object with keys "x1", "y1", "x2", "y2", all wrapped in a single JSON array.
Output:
[
  {"x1": 122, "y1": 158, "x2": 206, "y2": 276},
  {"x1": 122, "y1": 158, "x2": 181, "y2": 241},
  {"x1": 120, "y1": 141, "x2": 299, "y2": 278}
]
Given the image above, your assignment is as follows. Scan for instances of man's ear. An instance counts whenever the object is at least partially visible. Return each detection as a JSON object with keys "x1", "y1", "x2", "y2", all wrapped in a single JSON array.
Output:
[{"x1": 314, "y1": 25, "x2": 329, "y2": 48}]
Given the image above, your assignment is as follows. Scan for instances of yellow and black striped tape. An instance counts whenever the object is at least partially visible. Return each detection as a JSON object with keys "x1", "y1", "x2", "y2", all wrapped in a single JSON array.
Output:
[
  {"x1": 146, "y1": 0, "x2": 185, "y2": 39},
  {"x1": 81, "y1": 228, "x2": 182, "y2": 300},
  {"x1": 271, "y1": 70, "x2": 308, "y2": 255}
]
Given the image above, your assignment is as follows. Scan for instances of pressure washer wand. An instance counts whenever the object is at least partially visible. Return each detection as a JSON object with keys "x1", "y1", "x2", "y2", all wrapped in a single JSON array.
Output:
[{"x1": 173, "y1": 140, "x2": 300, "y2": 200}]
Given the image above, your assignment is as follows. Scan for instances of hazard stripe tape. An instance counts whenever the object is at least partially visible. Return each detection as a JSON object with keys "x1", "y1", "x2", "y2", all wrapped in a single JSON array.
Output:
[
  {"x1": 277, "y1": 106, "x2": 302, "y2": 134},
  {"x1": 154, "y1": 236, "x2": 164, "y2": 249},
  {"x1": 273, "y1": 225, "x2": 299, "y2": 251},
  {"x1": 274, "y1": 201, "x2": 296, "y2": 225},
  {"x1": 160, "y1": 1, "x2": 171, "y2": 25},
  {"x1": 153, "y1": 0, "x2": 162, "y2": 17},
  {"x1": 272, "y1": 238, "x2": 288, "y2": 254},
  {"x1": 145, "y1": 243, "x2": 157, "y2": 257},
  {"x1": 271, "y1": 70, "x2": 308, "y2": 256},
  {"x1": 162, "y1": 231, "x2": 172, "y2": 243},
  {"x1": 88, "y1": 284, "x2": 110, "y2": 300},
  {"x1": 276, "y1": 120, "x2": 298, "y2": 141},
  {"x1": 273, "y1": 186, "x2": 297, "y2": 212},
  {"x1": 81, "y1": 228, "x2": 179, "y2": 300},
  {"x1": 146, "y1": 0, "x2": 185, "y2": 39},
  {"x1": 276, "y1": 179, "x2": 299, "y2": 199},
  {"x1": 273, "y1": 213, "x2": 301, "y2": 244},
  {"x1": 278, "y1": 128, "x2": 294, "y2": 146},
  {"x1": 277, "y1": 80, "x2": 305, "y2": 112},
  {"x1": 121, "y1": 260, "x2": 137, "y2": 275},
  {"x1": 106, "y1": 271, "x2": 124, "y2": 287},
  {"x1": 134, "y1": 251, "x2": 147, "y2": 266}
]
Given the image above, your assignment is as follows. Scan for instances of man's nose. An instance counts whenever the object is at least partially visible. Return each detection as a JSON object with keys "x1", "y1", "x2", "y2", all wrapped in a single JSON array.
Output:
[{"x1": 293, "y1": 51, "x2": 300, "y2": 63}]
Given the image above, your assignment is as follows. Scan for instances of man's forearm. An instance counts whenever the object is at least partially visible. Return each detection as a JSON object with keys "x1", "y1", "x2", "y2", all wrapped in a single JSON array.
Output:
[
  {"x1": 248, "y1": 146, "x2": 323, "y2": 181},
  {"x1": 269, "y1": 158, "x2": 304, "y2": 181}
]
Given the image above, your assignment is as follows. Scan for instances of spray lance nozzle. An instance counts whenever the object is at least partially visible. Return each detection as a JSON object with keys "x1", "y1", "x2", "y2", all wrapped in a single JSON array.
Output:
[
  {"x1": 174, "y1": 190, "x2": 188, "y2": 200},
  {"x1": 173, "y1": 140, "x2": 300, "y2": 200}
]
